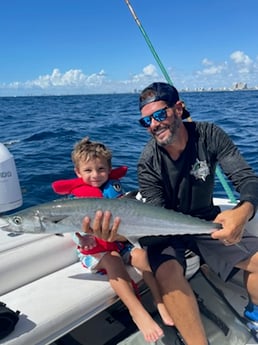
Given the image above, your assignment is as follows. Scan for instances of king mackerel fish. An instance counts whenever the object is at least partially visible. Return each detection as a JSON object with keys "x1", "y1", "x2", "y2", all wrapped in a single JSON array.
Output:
[{"x1": 0, "y1": 198, "x2": 220, "y2": 242}]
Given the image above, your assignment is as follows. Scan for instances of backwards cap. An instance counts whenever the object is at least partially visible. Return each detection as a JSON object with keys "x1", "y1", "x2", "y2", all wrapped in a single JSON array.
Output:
[{"x1": 139, "y1": 82, "x2": 179, "y2": 110}]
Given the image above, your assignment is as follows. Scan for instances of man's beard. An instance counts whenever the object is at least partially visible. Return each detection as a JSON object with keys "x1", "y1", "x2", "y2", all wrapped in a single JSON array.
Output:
[{"x1": 154, "y1": 114, "x2": 181, "y2": 147}]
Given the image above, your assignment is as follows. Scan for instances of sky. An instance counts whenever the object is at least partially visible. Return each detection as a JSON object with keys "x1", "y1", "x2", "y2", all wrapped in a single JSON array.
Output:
[{"x1": 1, "y1": 0, "x2": 258, "y2": 96}]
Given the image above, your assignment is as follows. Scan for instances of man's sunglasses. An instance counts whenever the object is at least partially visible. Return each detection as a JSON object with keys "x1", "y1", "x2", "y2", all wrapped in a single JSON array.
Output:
[{"x1": 139, "y1": 107, "x2": 168, "y2": 128}]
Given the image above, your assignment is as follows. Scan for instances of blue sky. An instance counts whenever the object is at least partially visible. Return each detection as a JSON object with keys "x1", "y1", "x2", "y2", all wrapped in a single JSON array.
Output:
[{"x1": 1, "y1": 0, "x2": 258, "y2": 96}]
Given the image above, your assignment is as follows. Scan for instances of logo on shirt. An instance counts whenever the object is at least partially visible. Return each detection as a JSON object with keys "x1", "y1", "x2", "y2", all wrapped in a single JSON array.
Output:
[{"x1": 190, "y1": 159, "x2": 210, "y2": 181}]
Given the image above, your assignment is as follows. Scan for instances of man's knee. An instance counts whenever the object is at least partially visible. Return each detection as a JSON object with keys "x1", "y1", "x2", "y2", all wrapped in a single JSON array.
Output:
[
  {"x1": 130, "y1": 247, "x2": 148, "y2": 269},
  {"x1": 237, "y1": 252, "x2": 258, "y2": 272},
  {"x1": 155, "y1": 259, "x2": 184, "y2": 280}
]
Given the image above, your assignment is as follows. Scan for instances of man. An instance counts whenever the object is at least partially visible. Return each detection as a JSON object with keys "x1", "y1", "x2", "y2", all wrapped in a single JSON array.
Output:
[
  {"x1": 82, "y1": 82, "x2": 258, "y2": 345},
  {"x1": 136, "y1": 82, "x2": 258, "y2": 345}
]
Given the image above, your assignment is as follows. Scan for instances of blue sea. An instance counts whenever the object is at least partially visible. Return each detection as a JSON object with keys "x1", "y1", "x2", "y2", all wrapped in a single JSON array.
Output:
[{"x1": 0, "y1": 90, "x2": 257, "y2": 210}]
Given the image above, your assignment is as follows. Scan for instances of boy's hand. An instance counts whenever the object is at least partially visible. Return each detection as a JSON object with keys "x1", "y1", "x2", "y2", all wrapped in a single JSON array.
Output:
[
  {"x1": 75, "y1": 233, "x2": 96, "y2": 250},
  {"x1": 81, "y1": 210, "x2": 121, "y2": 242}
]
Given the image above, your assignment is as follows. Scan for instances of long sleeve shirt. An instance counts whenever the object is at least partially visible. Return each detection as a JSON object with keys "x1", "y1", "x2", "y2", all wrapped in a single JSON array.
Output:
[{"x1": 138, "y1": 122, "x2": 258, "y2": 221}]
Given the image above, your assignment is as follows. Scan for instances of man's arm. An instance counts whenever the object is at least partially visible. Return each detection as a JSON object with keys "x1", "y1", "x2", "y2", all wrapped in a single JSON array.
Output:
[
  {"x1": 211, "y1": 201, "x2": 255, "y2": 244},
  {"x1": 212, "y1": 124, "x2": 258, "y2": 218}
]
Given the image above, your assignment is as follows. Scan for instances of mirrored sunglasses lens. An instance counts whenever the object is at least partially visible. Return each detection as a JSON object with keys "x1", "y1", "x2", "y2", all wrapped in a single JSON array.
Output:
[
  {"x1": 139, "y1": 116, "x2": 151, "y2": 127},
  {"x1": 153, "y1": 108, "x2": 167, "y2": 121},
  {"x1": 139, "y1": 107, "x2": 167, "y2": 128}
]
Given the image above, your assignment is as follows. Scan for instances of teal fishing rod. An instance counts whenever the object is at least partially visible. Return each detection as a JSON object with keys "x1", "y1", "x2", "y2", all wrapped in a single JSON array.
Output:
[
  {"x1": 124, "y1": 0, "x2": 173, "y2": 86},
  {"x1": 124, "y1": 0, "x2": 237, "y2": 203}
]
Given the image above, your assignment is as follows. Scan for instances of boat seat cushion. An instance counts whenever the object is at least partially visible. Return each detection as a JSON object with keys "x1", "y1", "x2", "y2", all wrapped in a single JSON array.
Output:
[
  {"x1": 0, "y1": 232, "x2": 78, "y2": 295},
  {"x1": 1, "y1": 263, "x2": 142, "y2": 345}
]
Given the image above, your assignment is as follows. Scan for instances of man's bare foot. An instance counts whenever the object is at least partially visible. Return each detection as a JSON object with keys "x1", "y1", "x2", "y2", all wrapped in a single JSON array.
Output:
[
  {"x1": 131, "y1": 310, "x2": 164, "y2": 342},
  {"x1": 157, "y1": 302, "x2": 174, "y2": 326}
]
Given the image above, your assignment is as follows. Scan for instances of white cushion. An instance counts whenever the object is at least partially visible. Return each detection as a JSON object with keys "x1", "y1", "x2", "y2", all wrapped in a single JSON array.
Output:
[{"x1": 0, "y1": 231, "x2": 78, "y2": 295}]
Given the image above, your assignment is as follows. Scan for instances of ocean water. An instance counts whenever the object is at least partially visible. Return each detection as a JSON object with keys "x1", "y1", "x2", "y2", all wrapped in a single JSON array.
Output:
[{"x1": 0, "y1": 90, "x2": 257, "y2": 210}]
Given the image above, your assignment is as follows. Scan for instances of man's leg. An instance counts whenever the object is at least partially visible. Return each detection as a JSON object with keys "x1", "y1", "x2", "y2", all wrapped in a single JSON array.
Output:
[
  {"x1": 155, "y1": 259, "x2": 209, "y2": 345},
  {"x1": 237, "y1": 252, "x2": 258, "y2": 321}
]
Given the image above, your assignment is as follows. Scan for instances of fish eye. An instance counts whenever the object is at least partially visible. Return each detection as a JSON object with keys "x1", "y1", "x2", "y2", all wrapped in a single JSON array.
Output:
[{"x1": 12, "y1": 216, "x2": 22, "y2": 225}]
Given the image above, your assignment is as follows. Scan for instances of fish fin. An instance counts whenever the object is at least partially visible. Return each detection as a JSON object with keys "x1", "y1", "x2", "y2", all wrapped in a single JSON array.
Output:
[{"x1": 42, "y1": 215, "x2": 69, "y2": 224}]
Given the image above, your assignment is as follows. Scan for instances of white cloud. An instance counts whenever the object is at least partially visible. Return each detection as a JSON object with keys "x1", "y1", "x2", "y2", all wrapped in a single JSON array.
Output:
[
  {"x1": 27, "y1": 68, "x2": 106, "y2": 88},
  {"x1": 1, "y1": 68, "x2": 109, "y2": 95},
  {"x1": 202, "y1": 58, "x2": 213, "y2": 66},
  {"x1": 197, "y1": 58, "x2": 227, "y2": 76},
  {"x1": 0, "y1": 52, "x2": 258, "y2": 96},
  {"x1": 230, "y1": 51, "x2": 252, "y2": 65},
  {"x1": 142, "y1": 64, "x2": 158, "y2": 76},
  {"x1": 198, "y1": 64, "x2": 226, "y2": 76},
  {"x1": 129, "y1": 64, "x2": 159, "y2": 83},
  {"x1": 186, "y1": 50, "x2": 258, "y2": 89},
  {"x1": 229, "y1": 51, "x2": 254, "y2": 75}
]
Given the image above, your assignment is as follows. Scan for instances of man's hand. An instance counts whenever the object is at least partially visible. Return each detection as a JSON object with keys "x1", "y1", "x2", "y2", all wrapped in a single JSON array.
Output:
[
  {"x1": 211, "y1": 201, "x2": 254, "y2": 245},
  {"x1": 81, "y1": 210, "x2": 121, "y2": 242}
]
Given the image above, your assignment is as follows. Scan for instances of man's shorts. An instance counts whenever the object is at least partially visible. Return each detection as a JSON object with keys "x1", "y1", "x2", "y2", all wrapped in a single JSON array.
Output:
[{"x1": 139, "y1": 229, "x2": 258, "y2": 281}]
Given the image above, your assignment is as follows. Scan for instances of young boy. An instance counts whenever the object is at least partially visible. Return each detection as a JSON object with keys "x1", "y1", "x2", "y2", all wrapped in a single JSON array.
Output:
[{"x1": 52, "y1": 137, "x2": 173, "y2": 342}]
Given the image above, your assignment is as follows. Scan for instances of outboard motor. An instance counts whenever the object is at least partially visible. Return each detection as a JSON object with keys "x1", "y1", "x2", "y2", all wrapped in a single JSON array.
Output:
[{"x1": 0, "y1": 143, "x2": 22, "y2": 213}]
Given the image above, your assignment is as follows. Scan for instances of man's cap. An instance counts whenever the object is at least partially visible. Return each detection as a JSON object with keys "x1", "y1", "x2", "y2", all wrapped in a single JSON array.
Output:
[{"x1": 139, "y1": 82, "x2": 179, "y2": 110}]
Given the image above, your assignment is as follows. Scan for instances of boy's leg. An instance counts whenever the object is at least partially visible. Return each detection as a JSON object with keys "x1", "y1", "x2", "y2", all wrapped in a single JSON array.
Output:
[
  {"x1": 97, "y1": 251, "x2": 164, "y2": 343},
  {"x1": 130, "y1": 248, "x2": 174, "y2": 326}
]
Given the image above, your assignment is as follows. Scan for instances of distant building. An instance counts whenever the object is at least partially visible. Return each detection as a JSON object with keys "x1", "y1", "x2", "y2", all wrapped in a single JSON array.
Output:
[{"x1": 233, "y1": 82, "x2": 247, "y2": 90}]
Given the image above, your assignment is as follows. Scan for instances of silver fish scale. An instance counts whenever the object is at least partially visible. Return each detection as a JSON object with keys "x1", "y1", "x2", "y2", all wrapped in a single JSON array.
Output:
[{"x1": 0, "y1": 198, "x2": 218, "y2": 238}]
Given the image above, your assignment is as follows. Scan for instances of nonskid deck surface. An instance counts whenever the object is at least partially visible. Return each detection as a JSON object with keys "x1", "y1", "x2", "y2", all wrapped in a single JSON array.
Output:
[{"x1": 50, "y1": 267, "x2": 258, "y2": 345}]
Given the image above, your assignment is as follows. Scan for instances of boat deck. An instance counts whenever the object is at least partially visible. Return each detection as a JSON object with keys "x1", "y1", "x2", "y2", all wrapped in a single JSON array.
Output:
[
  {"x1": 0, "y1": 198, "x2": 257, "y2": 345},
  {"x1": 0, "y1": 231, "x2": 144, "y2": 345}
]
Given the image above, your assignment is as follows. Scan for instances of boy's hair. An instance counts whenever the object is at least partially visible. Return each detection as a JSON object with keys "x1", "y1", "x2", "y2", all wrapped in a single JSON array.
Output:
[{"x1": 71, "y1": 137, "x2": 112, "y2": 169}]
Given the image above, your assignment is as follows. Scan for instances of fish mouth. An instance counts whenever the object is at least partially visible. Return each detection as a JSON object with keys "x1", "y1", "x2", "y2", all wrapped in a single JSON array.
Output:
[{"x1": 0, "y1": 218, "x2": 12, "y2": 232}]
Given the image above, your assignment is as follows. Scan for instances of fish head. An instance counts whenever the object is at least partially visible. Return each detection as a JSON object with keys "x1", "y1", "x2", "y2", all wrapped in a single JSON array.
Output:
[{"x1": 0, "y1": 209, "x2": 47, "y2": 234}]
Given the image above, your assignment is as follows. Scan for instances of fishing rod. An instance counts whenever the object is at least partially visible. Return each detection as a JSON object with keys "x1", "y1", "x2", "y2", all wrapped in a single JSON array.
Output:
[
  {"x1": 124, "y1": 0, "x2": 173, "y2": 86},
  {"x1": 124, "y1": 0, "x2": 237, "y2": 203}
]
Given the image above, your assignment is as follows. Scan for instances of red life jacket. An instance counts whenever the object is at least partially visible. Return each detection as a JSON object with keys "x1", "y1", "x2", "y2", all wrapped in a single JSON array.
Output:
[
  {"x1": 52, "y1": 166, "x2": 128, "y2": 197},
  {"x1": 52, "y1": 166, "x2": 128, "y2": 255},
  {"x1": 78, "y1": 237, "x2": 120, "y2": 255}
]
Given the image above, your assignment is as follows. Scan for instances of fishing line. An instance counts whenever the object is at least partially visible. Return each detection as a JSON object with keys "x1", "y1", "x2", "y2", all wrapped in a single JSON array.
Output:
[{"x1": 124, "y1": 0, "x2": 237, "y2": 203}]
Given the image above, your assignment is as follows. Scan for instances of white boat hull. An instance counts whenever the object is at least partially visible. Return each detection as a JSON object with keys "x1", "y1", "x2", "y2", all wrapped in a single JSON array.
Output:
[{"x1": 0, "y1": 198, "x2": 257, "y2": 345}]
